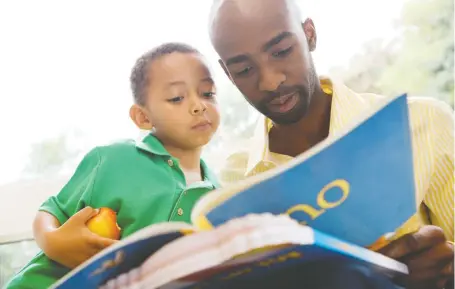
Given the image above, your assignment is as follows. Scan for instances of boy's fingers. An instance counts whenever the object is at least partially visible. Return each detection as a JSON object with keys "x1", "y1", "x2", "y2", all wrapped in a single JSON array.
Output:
[
  {"x1": 69, "y1": 207, "x2": 99, "y2": 224},
  {"x1": 88, "y1": 235, "x2": 118, "y2": 250}
]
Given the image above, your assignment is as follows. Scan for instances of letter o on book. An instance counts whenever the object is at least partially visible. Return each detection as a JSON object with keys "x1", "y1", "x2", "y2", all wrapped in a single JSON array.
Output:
[{"x1": 317, "y1": 179, "x2": 350, "y2": 209}]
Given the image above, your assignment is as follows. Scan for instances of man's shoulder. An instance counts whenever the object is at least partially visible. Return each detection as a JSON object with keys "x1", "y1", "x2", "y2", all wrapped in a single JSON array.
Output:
[
  {"x1": 219, "y1": 150, "x2": 250, "y2": 185},
  {"x1": 357, "y1": 92, "x2": 453, "y2": 123},
  {"x1": 407, "y1": 96, "x2": 453, "y2": 118},
  {"x1": 405, "y1": 96, "x2": 453, "y2": 137}
]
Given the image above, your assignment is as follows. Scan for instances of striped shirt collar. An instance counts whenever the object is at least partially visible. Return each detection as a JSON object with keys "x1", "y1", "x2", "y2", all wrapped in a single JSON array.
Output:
[{"x1": 245, "y1": 76, "x2": 376, "y2": 175}]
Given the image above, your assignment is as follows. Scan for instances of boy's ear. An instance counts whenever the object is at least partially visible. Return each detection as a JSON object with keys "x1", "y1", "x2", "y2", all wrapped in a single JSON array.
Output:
[
  {"x1": 218, "y1": 59, "x2": 234, "y2": 83},
  {"x1": 129, "y1": 104, "x2": 153, "y2": 130}
]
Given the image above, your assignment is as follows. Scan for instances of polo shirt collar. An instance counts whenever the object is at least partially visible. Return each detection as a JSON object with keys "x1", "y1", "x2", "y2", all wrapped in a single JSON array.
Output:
[
  {"x1": 135, "y1": 133, "x2": 170, "y2": 156},
  {"x1": 136, "y1": 133, "x2": 220, "y2": 188}
]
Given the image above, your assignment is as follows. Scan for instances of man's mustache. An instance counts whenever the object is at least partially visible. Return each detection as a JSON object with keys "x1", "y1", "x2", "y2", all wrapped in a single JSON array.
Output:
[{"x1": 261, "y1": 86, "x2": 302, "y2": 104}]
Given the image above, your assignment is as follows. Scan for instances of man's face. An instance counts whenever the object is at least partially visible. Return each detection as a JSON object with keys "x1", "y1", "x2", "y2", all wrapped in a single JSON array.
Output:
[{"x1": 210, "y1": 0, "x2": 318, "y2": 124}]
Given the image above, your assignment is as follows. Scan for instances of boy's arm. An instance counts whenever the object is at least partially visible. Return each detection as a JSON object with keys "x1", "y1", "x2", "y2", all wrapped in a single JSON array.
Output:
[
  {"x1": 33, "y1": 211, "x2": 60, "y2": 250},
  {"x1": 39, "y1": 147, "x2": 101, "y2": 224},
  {"x1": 34, "y1": 148, "x2": 116, "y2": 268}
]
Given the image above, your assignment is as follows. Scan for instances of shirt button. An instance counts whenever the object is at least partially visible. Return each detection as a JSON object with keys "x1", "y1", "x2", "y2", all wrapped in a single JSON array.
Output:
[
  {"x1": 177, "y1": 208, "x2": 184, "y2": 216},
  {"x1": 167, "y1": 159, "x2": 174, "y2": 167}
]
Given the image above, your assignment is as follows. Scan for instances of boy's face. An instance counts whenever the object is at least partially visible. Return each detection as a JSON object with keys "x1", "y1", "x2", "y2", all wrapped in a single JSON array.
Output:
[{"x1": 138, "y1": 52, "x2": 220, "y2": 150}]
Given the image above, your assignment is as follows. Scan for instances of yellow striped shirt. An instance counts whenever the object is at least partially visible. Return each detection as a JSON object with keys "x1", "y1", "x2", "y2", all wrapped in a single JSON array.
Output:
[{"x1": 219, "y1": 77, "x2": 454, "y2": 241}]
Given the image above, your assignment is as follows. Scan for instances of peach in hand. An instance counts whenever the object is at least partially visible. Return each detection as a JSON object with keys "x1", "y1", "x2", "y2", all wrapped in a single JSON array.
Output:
[{"x1": 86, "y1": 207, "x2": 121, "y2": 240}]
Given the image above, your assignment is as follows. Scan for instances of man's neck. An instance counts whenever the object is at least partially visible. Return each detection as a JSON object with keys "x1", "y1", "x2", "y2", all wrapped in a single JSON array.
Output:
[{"x1": 269, "y1": 86, "x2": 332, "y2": 157}]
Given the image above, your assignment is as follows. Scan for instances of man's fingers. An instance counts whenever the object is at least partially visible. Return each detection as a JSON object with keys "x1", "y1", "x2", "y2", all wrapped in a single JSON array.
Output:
[
  {"x1": 442, "y1": 260, "x2": 454, "y2": 276},
  {"x1": 379, "y1": 226, "x2": 446, "y2": 259},
  {"x1": 406, "y1": 241, "x2": 454, "y2": 272},
  {"x1": 436, "y1": 277, "x2": 450, "y2": 289},
  {"x1": 69, "y1": 207, "x2": 99, "y2": 224}
]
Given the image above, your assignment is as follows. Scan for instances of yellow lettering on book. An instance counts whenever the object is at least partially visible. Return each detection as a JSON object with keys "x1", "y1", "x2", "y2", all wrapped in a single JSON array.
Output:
[
  {"x1": 221, "y1": 267, "x2": 252, "y2": 280},
  {"x1": 219, "y1": 251, "x2": 303, "y2": 282},
  {"x1": 285, "y1": 179, "x2": 350, "y2": 225},
  {"x1": 258, "y1": 251, "x2": 302, "y2": 267}
]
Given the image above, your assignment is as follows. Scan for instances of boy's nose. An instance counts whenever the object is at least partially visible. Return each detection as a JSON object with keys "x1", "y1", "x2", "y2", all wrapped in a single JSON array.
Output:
[
  {"x1": 190, "y1": 100, "x2": 207, "y2": 115},
  {"x1": 192, "y1": 105, "x2": 207, "y2": 115}
]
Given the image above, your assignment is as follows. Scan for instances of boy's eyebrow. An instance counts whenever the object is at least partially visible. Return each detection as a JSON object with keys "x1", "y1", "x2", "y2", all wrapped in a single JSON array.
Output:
[
  {"x1": 167, "y1": 77, "x2": 214, "y2": 87},
  {"x1": 201, "y1": 77, "x2": 214, "y2": 84},
  {"x1": 168, "y1": 81, "x2": 185, "y2": 87}
]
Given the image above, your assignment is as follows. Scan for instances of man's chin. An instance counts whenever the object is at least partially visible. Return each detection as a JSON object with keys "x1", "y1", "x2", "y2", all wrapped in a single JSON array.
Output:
[{"x1": 264, "y1": 105, "x2": 309, "y2": 125}]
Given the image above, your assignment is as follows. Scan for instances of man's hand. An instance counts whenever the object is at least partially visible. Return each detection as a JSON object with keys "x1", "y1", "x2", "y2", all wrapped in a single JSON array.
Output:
[
  {"x1": 379, "y1": 226, "x2": 454, "y2": 289},
  {"x1": 43, "y1": 207, "x2": 118, "y2": 269}
]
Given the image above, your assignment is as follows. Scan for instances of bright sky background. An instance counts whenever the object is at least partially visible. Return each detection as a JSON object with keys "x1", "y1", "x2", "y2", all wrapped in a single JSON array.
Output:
[{"x1": 0, "y1": 0, "x2": 405, "y2": 185}]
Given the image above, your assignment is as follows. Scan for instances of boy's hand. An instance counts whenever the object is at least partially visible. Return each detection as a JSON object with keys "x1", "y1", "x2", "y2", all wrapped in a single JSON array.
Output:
[
  {"x1": 44, "y1": 207, "x2": 118, "y2": 269},
  {"x1": 379, "y1": 225, "x2": 454, "y2": 289}
]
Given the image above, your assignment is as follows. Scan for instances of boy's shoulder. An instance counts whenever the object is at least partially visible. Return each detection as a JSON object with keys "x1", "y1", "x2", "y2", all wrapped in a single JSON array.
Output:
[
  {"x1": 82, "y1": 138, "x2": 149, "y2": 167},
  {"x1": 95, "y1": 138, "x2": 139, "y2": 155}
]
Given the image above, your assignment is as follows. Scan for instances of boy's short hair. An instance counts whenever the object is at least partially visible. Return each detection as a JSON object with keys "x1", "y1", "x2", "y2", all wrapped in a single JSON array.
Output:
[{"x1": 130, "y1": 42, "x2": 201, "y2": 105}]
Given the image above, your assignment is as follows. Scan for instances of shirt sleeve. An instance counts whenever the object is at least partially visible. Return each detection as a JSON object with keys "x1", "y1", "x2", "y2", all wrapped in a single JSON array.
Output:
[
  {"x1": 39, "y1": 147, "x2": 102, "y2": 225},
  {"x1": 423, "y1": 101, "x2": 454, "y2": 241},
  {"x1": 218, "y1": 151, "x2": 249, "y2": 187}
]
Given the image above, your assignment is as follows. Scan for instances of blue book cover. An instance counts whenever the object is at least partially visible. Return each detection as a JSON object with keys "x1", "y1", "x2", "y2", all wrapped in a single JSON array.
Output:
[{"x1": 192, "y1": 93, "x2": 417, "y2": 248}]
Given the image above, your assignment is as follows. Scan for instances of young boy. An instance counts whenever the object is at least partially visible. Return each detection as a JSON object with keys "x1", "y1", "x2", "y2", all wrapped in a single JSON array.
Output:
[{"x1": 5, "y1": 42, "x2": 221, "y2": 289}]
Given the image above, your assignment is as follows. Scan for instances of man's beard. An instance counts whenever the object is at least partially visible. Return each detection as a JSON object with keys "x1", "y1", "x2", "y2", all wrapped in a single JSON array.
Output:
[{"x1": 256, "y1": 85, "x2": 311, "y2": 125}]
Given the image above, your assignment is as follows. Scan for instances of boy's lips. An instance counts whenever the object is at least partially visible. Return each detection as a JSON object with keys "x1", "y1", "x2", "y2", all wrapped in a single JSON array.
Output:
[{"x1": 192, "y1": 120, "x2": 212, "y2": 131}]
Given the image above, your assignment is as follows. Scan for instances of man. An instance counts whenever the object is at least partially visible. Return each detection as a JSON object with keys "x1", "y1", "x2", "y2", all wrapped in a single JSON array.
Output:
[{"x1": 208, "y1": 0, "x2": 454, "y2": 288}]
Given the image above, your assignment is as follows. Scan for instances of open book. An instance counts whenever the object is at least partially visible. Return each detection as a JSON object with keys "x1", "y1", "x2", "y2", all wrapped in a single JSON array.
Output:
[{"x1": 51, "y1": 93, "x2": 416, "y2": 289}]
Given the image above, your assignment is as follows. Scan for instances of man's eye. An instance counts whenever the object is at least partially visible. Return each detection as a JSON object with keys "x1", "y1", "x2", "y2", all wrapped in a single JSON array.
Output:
[
  {"x1": 203, "y1": 92, "x2": 216, "y2": 98},
  {"x1": 272, "y1": 46, "x2": 293, "y2": 58},
  {"x1": 235, "y1": 66, "x2": 253, "y2": 77},
  {"x1": 168, "y1": 96, "x2": 184, "y2": 103}
]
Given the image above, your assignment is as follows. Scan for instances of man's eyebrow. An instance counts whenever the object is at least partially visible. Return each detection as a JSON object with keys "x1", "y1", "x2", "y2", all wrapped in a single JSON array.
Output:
[
  {"x1": 262, "y1": 31, "x2": 293, "y2": 51},
  {"x1": 225, "y1": 54, "x2": 249, "y2": 66}
]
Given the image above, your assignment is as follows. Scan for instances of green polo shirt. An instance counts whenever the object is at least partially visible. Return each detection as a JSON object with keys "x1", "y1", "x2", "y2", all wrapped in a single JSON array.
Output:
[{"x1": 4, "y1": 134, "x2": 219, "y2": 289}]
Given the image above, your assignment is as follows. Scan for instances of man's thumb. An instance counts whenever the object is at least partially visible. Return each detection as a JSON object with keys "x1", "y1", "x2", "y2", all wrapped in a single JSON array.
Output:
[{"x1": 70, "y1": 207, "x2": 99, "y2": 224}]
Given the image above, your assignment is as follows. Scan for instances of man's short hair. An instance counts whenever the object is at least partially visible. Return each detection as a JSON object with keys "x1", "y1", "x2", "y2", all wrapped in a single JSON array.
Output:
[
  {"x1": 130, "y1": 42, "x2": 200, "y2": 105},
  {"x1": 209, "y1": 0, "x2": 303, "y2": 30}
]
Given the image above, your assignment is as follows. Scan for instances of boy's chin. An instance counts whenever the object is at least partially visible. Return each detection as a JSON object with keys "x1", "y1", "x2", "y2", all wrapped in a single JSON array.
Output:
[
  {"x1": 188, "y1": 136, "x2": 212, "y2": 149},
  {"x1": 184, "y1": 133, "x2": 215, "y2": 149}
]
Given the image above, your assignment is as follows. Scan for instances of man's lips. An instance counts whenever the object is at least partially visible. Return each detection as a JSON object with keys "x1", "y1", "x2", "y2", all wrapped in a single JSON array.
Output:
[
  {"x1": 269, "y1": 92, "x2": 296, "y2": 105},
  {"x1": 267, "y1": 91, "x2": 299, "y2": 113}
]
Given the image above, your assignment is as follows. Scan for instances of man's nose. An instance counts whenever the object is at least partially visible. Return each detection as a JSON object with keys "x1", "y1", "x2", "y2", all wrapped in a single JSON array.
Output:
[{"x1": 258, "y1": 67, "x2": 285, "y2": 92}]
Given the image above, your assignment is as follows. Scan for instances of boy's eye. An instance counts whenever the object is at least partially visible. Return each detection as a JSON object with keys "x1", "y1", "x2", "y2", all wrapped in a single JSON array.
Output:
[
  {"x1": 203, "y1": 92, "x2": 216, "y2": 98},
  {"x1": 234, "y1": 66, "x2": 253, "y2": 77},
  {"x1": 168, "y1": 96, "x2": 184, "y2": 103},
  {"x1": 272, "y1": 46, "x2": 293, "y2": 58}
]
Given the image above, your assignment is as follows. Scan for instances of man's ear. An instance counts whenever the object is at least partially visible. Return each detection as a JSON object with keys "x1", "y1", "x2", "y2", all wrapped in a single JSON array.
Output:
[
  {"x1": 218, "y1": 59, "x2": 234, "y2": 83},
  {"x1": 129, "y1": 104, "x2": 153, "y2": 130},
  {"x1": 302, "y1": 18, "x2": 317, "y2": 52}
]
